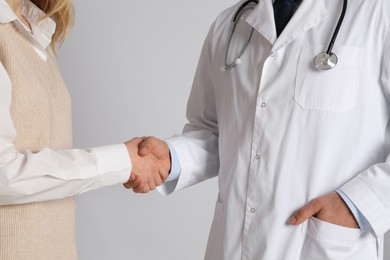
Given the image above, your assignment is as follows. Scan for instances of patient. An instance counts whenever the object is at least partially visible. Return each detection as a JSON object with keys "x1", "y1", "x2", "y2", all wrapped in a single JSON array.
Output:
[{"x1": 0, "y1": 0, "x2": 168, "y2": 259}]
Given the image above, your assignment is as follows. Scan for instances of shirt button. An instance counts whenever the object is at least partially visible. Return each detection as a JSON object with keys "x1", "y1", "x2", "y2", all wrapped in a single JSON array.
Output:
[
  {"x1": 261, "y1": 102, "x2": 267, "y2": 108},
  {"x1": 250, "y1": 208, "x2": 256, "y2": 213},
  {"x1": 255, "y1": 155, "x2": 260, "y2": 160},
  {"x1": 270, "y1": 53, "x2": 276, "y2": 57}
]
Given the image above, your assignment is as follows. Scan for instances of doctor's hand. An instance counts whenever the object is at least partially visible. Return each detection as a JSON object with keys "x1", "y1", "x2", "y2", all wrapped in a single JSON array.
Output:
[
  {"x1": 135, "y1": 136, "x2": 171, "y2": 193},
  {"x1": 123, "y1": 137, "x2": 169, "y2": 193},
  {"x1": 125, "y1": 137, "x2": 171, "y2": 193},
  {"x1": 288, "y1": 191, "x2": 359, "y2": 229},
  {"x1": 125, "y1": 136, "x2": 171, "y2": 193}
]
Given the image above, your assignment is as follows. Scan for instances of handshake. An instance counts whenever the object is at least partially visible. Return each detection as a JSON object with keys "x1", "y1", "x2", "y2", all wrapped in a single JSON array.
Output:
[{"x1": 123, "y1": 136, "x2": 171, "y2": 193}]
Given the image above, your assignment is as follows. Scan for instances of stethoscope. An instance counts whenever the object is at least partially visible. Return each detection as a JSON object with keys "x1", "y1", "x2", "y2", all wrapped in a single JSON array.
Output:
[{"x1": 223, "y1": 0, "x2": 348, "y2": 71}]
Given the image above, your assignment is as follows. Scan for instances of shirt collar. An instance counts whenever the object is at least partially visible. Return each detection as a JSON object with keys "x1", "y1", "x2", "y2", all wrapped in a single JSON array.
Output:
[
  {"x1": 0, "y1": 0, "x2": 17, "y2": 23},
  {"x1": 0, "y1": 0, "x2": 56, "y2": 50}
]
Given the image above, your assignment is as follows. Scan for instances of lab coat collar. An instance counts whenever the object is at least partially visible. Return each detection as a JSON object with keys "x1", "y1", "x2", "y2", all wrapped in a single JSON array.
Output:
[
  {"x1": 0, "y1": 0, "x2": 56, "y2": 50},
  {"x1": 246, "y1": 0, "x2": 329, "y2": 52},
  {"x1": 245, "y1": 0, "x2": 277, "y2": 44}
]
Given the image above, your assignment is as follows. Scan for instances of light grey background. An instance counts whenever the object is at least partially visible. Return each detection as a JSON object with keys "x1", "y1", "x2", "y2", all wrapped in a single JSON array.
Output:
[
  {"x1": 58, "y1": 0, "x2": 390, "y2": 259},
  {"x1": 58, "y1": 1, "x2": 235, "y2": 259}
]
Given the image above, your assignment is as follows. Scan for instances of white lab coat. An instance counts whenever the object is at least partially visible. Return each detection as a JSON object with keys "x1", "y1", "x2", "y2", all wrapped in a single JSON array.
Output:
[{"x1": 160, "y1": 0, "x2": 390, "y2": 259}]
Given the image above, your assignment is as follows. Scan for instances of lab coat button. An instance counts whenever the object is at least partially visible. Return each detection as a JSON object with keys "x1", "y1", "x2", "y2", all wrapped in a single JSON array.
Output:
[
  {"x1": 255, "y1": 155, "x2": 260, "y2": 160},
  {"x1": 270, "y1": 53, "x2": 276, "y2": 57},
  {"x1": 261, "y1": 102, "x2": 267, "y2": 108},
  {"x1": 250, "y1": 208, "x2": 256, "y2": 213}
]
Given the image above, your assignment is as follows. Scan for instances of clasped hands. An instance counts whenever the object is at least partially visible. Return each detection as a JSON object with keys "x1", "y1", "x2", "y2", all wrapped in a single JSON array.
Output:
[{"x1": 123, "y1": 137, "x2": 170, "y2": 193}]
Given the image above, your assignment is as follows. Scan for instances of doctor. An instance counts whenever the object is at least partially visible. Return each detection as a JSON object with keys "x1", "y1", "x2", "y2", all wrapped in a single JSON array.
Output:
[{"x1": 126, "y1": 0, "x2": 390, "y2": 259}]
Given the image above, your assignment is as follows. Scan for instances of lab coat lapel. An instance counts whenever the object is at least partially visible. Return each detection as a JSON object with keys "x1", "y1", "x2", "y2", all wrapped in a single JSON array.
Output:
[
  {"x1": 245, "y1": 0, "x2": 329, "y2": 51},
  {"x1": 272, "y1": 0, "x2": 329, "y2": 52},
  {"x1": 245, "y1": 0, "x2": 277, "y2": 45}
]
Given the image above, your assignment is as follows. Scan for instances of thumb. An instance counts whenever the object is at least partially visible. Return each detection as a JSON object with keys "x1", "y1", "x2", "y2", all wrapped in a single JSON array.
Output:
[
  {"x1": 124, "y1": 137, "x2": 144, "y2": 151},
  {"x1": 288, "y1": 198, "x2": 323, "y2": 225},
  {"x1": 138, "y1": 137, "x2": 154, "y2": 156},
  {"x1": 131, "y1": 137, "x2": 144, "y2": 146}
]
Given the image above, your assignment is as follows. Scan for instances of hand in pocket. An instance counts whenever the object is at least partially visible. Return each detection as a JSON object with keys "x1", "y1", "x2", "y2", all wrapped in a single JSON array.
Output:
[{"x1": 288, "y1": 191, "x2": 359, "y2": 228}]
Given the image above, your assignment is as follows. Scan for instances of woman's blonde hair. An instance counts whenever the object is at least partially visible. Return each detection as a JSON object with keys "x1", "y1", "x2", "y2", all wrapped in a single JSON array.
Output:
[{"x1": 30, "y1": 0, "x2": 74, "y2": 46}]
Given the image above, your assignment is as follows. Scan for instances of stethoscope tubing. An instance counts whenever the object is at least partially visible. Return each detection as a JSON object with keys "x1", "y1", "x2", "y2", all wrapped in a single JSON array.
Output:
[
  {"x1": 224, "y1": 0, "x2": 349, "y2": 71},
  {"x1": 224, "y1": 0, "x2": 259, "y2": 70},
  {"x1": 326, "y1": 0, "x2": 348, "y2": 55},
  {"x1": 232, "y1": 0, "x2": 259, "y2": 23}
]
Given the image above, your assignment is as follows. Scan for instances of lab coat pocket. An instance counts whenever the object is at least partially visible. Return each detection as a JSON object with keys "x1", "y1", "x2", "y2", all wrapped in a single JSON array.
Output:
[
  {"x1": 299, "y1": 217, "x2": 377, "y2": 260},
  {"x1": 205, "y1": 201, "x2": 224, "y2": 260},
  {"x1": 294, "y1": 45, "x2": 362, "y2": 113}
]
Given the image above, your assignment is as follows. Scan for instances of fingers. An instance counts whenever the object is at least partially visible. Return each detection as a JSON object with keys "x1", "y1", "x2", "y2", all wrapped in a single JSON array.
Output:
[
  {"x1": 130, "y1": 162, "x2": 166, "y2": 193},
  {"x1": 133, "y1": 181, "x2": 150, "y2": 193},
  {"x1": 148, "y1": 179, "x2": 157, "y2": 191},
  {"x1": 288, "y1": 198, "x2": 323, "y2": 225},
  {"x1": 158, "y1": 163, "x2": 169, "y2": 183},
  {"x1": 123, "y1": 174, "x2": 142, "y2": 189},
  {"x1": 153, "y1": 170, "x2": 163, "y2": 187},
  {"x1": 123, "y1": 135, "x2": 170, "y2": 193}
]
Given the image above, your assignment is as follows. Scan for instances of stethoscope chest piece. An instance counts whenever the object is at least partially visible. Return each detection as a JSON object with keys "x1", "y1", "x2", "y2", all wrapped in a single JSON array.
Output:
[{"x1": 314, "y1": 52, "x2": 338, "y2": 70}]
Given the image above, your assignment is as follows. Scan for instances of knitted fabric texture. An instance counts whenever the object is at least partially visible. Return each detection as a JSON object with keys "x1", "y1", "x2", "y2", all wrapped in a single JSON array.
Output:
[{"x1": 0, "y1": 22, "x2": 77, "y2": 260}]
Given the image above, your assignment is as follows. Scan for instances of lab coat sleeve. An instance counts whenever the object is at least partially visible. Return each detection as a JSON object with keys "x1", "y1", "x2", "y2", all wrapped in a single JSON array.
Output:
[
  {"x1": 339, "y1": 25, "x2": 390, "y2": 237},
  {"x1": 0, "y1": 62, "x2": 131, "y2": 206},
  {"x1": 158, "y1": 23, "x2": 220, "y2": 196}
]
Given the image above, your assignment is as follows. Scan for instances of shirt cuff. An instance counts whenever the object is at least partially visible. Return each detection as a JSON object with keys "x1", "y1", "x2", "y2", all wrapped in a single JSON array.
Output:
[
  {"x1": 336, "y1": 189, "x2": 371, "y2": 232},
  {"x1": 165, "y1": 142, "x2": 181, "y2": 182},
  {"x1": 91, "y1": 144, "x2": 131, "y2": 185}
]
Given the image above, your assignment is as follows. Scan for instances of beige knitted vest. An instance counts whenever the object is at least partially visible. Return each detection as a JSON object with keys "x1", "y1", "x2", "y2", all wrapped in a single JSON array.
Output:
[{"x1": 0, "y1": 23, "x2": 77, "y2": 259}]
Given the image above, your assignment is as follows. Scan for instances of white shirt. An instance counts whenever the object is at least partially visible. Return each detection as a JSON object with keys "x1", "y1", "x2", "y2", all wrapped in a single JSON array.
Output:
[
  {"x1": 160, "y1": 0, "x2": 390, "y2": 259},
  {"x1": 0, "y1": 0, "x2": 131, "y2": 205}
]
